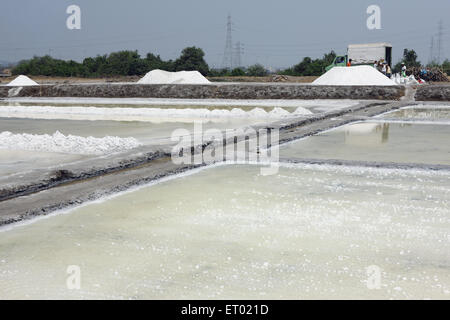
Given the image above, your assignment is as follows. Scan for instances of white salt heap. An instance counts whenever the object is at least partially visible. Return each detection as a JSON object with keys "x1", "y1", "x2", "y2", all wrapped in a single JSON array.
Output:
[
  {"x1": 0, "y1": 105, "x2": 307, "y2": 121},
  {"x1": 7, "y1": 75, "x2": 39, "y2": 86},
  {"x1": 313, "y1": 66, "x2": 396, "y2": 86},
  {"x1": 137, "y1": 69, "x2": 210, "y2": 84},
  {"x1": 0, "y1": 131, "x2": 141, "y2": 155}
]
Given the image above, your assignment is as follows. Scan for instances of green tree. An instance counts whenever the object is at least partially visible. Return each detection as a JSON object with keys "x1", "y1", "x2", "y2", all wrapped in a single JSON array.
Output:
[
  {"x1": 102, "y1": 50, "x2": 147, "y2": 76},
  {"x1": 293, "y1": 57, "x2": 311, "y2": 75},
  {"x1": 145, "y1": 53, "x2": 175, "y2": 71},
  {"x1": 442, "y1": 59, "x2": 450, "y2": 76},
  {"x1": 246, "y1": 64, "x2": 267, "y2": 76},
  {"x1": 173, "y1": 47, "x2": 209, "y2": 75},
  {"x1": 393, "y1": 49, "x2": 421, "y2": 73},
  {"x1": 82, "y1": 55, "x2": 107, "y2": 77},
  {"x1": 231, "y1": 67, "x2": 246, "y2": 76},
  {"x1": 208, "y1": 68, "x2": 230, "y2": 77},
  {"x1": 279, "y1": 51, "x2": 336, "y2": 76},
  {"x1": 322, "y1": 50, "x2": 337, "y2": 66}
]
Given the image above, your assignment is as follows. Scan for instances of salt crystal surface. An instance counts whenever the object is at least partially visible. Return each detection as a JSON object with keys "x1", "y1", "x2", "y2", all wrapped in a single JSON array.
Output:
[
  {"x1": 0, "y1": 105, "x2": 305, "y2": 121},
  {"x1": 0, "y1": 164, "x2": 448, "y2": 299},
  {"x1": 0, "y1": 131, "x2": 141, "y2": 155}
]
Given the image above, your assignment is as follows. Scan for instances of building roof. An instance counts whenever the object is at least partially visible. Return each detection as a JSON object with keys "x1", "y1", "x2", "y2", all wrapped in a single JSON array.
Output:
[{"x1": 348, "y1": 43, "x2": 392, "y2": 48}]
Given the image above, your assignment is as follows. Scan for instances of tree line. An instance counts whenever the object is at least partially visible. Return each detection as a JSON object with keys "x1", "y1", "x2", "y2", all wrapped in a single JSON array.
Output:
[
  {"x1": 11, "y1": 46, "x2": 449, "y2": 78},
  {"x1": 12, "y1": 47, "x2": 269, "y2": 78},
  {"x1": 12, "y1": 47, "x2": 208, "y2": 77}
]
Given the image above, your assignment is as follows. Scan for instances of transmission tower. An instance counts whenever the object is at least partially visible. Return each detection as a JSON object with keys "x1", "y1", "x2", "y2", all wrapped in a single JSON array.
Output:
[
  {"x1": 429, "y1": 36, "x2": 435, "y2": 64},
  {"x1": 437, "y1": 20, "x2": 444, "y2": 64},
  {"x1": 234, "y1": 41, "x2": 244, "y2": 68},
  {"x1": 221, "y1": 14, "x2": 233, "y2": 70}
]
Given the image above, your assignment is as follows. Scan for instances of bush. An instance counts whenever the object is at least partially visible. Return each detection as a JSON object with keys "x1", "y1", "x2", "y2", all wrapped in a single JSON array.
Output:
[
  {"x1": 246, "y1": 64, "x2": 267, "y2": 77},
  {"x1": 278, "y1": 51, "x2": 336, "y2": 76},
  {"x1": 231, "y1": 68, "x2": 246, "y2": 76}
]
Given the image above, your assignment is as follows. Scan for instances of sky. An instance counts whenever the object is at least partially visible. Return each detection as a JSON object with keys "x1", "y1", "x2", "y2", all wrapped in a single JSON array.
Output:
[{"x1": 0, "y1": 0, "x2": 449, "y2": 69}]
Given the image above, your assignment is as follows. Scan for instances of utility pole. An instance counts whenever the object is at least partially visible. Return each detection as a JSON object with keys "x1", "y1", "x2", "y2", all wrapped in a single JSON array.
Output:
[{"x1": 221, "y1": 14, "x2": 233, "y2": 70}]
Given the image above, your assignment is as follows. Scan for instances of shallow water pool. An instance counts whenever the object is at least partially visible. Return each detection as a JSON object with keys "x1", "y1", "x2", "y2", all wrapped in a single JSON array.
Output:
[
  {"x1": 0, "y1": 164, "x2": 448, "y2": 299},
  {"x1": 280, "y1": 121, "x2": 450, "y2": 165},
  {"x1": 379, "y1": 106, "x2": 450, "y2": 122}
]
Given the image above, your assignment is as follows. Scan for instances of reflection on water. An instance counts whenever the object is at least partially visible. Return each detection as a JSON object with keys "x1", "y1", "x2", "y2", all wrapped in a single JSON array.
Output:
[
  {"x1": 280, "y1": 122, "x2": 450, "y2": 165},
  {"x1": 345, "y1": 123, "x2": 390, "y2": 146},
  {"x1": 382, "y1": 108, "x2": 450, "y2": 121}
]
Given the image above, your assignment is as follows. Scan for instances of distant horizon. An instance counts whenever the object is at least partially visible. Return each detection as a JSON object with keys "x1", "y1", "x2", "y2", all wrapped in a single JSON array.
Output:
[{"x1": 1, "y1": 0, "x2": 449, "y2": 69}]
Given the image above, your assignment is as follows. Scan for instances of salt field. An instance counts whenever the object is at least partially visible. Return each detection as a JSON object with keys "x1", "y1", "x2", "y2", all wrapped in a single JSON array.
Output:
[
  {"x1": 0, "y1": 164, "x2": 449, "y2": 299},
  {"x1": 0, "y1": 117, "x2": 268, "y2": 146},
  {"x1": 2, "y1": 0, "x2": 450, "y2": 306},
  {"x1": 280, "y1": 121, "x2": 450, "y2": 165},
  {"x1": 0, "y1": 99, "x2": 359, "y2": 178},
  {"x1": 0, "y1": 100, "x2": 449, "y2": 300},
  {"x1": 0, "y1": 101, "x2": 302, "y2": 178}
]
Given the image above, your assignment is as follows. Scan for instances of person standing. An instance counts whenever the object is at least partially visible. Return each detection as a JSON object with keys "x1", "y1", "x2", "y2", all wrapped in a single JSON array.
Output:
[
  {"x1": 381, "y1": 63, "x2": 387, "y2": 76},
  {"x1": 347, "y1": 59, "x2": 352, "y2": 67},
  {"x1": 401, "y1": 63, "x2": 407, "y2": 77},
  {"x1": 386, "y1": 64, "x2": 392, "y2": 78}
]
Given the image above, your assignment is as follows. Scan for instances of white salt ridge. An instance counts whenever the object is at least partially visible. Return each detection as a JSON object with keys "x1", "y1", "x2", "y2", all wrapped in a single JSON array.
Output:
[
  {"x1": 137, "y1": 69, "x2": 210, "y2": 84},
  {"x1": 0, "y1": 105, "x2": 307, "y2": 121},
  {"x1": 5, "y1": 97, "x2": 362, "y2": 108},
  {"x1": 0, "y1": 131, "x2": 141, "y2": 155},
  {"x1": 7, "y1": 75, "x2": 39, "y2": 86},
  {"x1": 313, "y1": 66, "x2": 397, "y2": 86}
]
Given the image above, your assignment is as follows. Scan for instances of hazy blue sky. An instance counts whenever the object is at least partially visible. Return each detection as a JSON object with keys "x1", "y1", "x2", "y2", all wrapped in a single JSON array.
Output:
[{"x1": 0, "y1": 0, "x2": 448, "y2": 68}]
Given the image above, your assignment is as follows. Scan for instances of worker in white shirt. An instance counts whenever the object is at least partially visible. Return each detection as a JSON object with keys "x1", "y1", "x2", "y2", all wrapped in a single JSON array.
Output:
[{"x1": 381, "y1": 63, "x2": 387, "y2": 75}]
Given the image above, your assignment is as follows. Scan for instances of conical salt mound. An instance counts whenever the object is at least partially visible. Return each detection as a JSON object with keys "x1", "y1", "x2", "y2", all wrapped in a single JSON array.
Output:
[
  {"x1": 7, "y1": 75, "x2": 39, "y2": 86},
  {"x1": 312, "y1": 66, "x2": 396, "y2": 86},
  {"x1": 137, "y1": 69, "x2": 210, "y2": 84}
]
